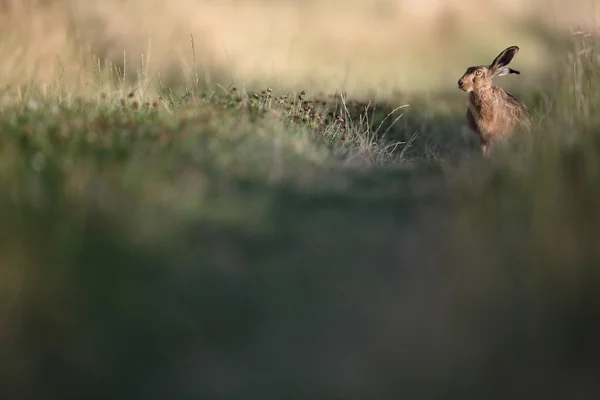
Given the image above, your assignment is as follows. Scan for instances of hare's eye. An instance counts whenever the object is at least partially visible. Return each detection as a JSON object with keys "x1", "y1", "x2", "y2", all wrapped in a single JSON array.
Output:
[{"x1": 475, "y1": 70, "x2": 483, "y2": 76}]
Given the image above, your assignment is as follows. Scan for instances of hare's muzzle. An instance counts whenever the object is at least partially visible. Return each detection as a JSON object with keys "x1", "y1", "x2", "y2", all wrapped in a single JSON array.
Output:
[{"x1": 457, "y1": 78, "x2": 470, "y2": 92}]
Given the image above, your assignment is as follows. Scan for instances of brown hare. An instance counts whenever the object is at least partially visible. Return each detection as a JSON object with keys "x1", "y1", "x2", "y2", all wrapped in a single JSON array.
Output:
[{"x1": 457, "y1": 46, "x2": 530, "y2": 157}]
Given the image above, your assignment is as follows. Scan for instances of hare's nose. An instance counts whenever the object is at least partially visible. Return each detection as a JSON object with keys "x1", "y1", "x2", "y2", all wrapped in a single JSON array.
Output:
[{"x1": 458, "y1": 79, "x2": 463, "y2": 87}]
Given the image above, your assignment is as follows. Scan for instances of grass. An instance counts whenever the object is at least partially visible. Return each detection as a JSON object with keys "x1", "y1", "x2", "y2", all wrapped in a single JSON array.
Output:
[
  {"x1": 2, "y1": 0, "x2": 598, "y2": 95},
  {"x1": 2, "y1": 26, "x2": 600, "y2": 400}
]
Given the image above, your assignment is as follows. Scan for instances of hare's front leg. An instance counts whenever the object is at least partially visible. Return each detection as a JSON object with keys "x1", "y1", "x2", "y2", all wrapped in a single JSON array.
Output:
[{"x1": 480, "y1": 139, "x2": 490, "y2": 158}]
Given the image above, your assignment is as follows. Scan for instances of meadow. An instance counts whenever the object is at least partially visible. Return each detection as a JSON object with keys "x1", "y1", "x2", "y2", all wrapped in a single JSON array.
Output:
[{"x1": 2, "y1": 1, "x2": 600, "y2": 399}]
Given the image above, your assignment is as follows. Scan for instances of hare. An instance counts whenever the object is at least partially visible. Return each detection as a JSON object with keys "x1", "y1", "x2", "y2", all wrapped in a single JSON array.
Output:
[{"x1": 457, "y1": 46, "x2": 530, "y2": 157}]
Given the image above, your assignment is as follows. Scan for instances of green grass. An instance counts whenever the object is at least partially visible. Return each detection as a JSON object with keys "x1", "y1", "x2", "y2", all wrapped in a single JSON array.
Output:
[{"x1": 2, "y1": 34, "x2": 600, "y2": 399}]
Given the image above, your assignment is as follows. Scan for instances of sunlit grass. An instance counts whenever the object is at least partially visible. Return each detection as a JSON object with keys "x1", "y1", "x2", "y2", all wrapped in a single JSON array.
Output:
[{"x1": 0, "y1": 0, "x2": 598, "y2": 95}]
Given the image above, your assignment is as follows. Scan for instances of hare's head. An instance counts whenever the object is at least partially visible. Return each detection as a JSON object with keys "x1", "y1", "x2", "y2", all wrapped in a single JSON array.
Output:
[{"x1": 458, "y1": 46, "x2": 521, "y2": 92}]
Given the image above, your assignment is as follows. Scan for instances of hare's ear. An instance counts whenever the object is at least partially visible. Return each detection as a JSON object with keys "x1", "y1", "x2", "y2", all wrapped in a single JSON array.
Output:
[
  {"x1": 489, "y1": 46, "x2": 520, "y2": 73},
  {"x1": 494, "y1": 66, "x2": 520, "y2": 77}
]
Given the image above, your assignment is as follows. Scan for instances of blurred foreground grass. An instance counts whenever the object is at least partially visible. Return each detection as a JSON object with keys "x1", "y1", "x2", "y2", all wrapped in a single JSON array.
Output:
[{"x1": 2, "y1": 7, "x2": 600, "y2": 400}]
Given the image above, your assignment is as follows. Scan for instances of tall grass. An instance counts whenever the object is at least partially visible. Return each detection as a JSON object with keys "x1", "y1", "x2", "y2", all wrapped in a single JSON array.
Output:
[
  {"x1": 1, "y1": 0, "x2": 600, "y2": 95},
  {"x1": 1, "y1": 3, "x2": 600, "y2": 400}
]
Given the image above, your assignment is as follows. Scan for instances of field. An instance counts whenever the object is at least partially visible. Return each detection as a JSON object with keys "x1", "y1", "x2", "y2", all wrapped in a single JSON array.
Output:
[{"x1": 2, "y1": 1, "x2": 600, "y2": 399}]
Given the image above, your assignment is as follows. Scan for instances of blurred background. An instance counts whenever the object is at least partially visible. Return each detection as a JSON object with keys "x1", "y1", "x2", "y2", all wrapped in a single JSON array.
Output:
[{"x1": 0, "y1": 0, "x2": 598, "y2": 96}]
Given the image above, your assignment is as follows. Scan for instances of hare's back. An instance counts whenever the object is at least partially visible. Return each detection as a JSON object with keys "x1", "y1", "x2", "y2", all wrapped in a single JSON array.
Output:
[
  {"x1": 494, "y1": 87, "x2": 528, "y2": 123},
  {"x1": 504, "y1": 90, "x2": 526, "y2": 110}
]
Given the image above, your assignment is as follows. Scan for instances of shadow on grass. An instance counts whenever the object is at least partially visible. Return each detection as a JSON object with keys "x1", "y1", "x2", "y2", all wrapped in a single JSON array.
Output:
[
  {"x1": 2, "y1": 149, "x2": 600, "y2": 399},
  {"x1": 308, "y1": 90, "x2": 479, "y2": 162}
]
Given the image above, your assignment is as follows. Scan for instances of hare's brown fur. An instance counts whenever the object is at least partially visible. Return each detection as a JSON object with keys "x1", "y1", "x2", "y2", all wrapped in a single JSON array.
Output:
[{"x1": 458, "y1": 46, "x2": 530, "y2": 156}]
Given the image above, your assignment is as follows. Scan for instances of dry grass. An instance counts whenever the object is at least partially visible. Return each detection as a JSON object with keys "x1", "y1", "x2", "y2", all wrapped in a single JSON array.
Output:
[{"x1": 1, "y1": 0, "x2": 599, "y2": 97}]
